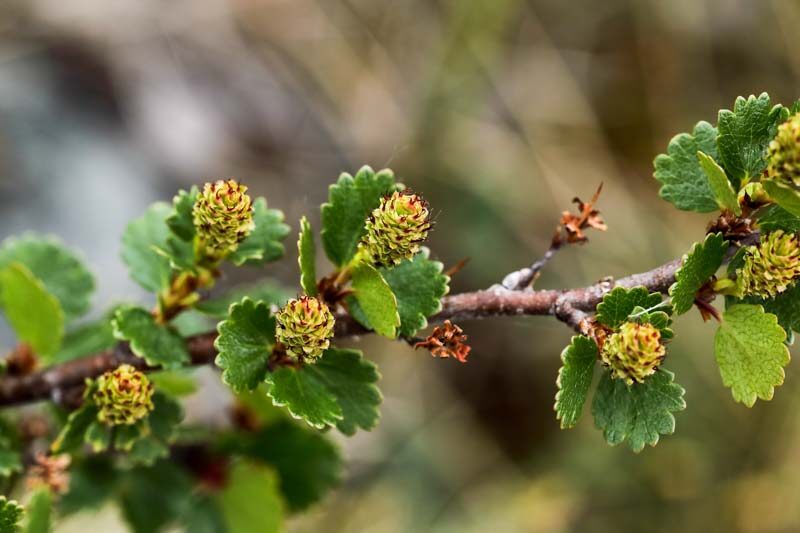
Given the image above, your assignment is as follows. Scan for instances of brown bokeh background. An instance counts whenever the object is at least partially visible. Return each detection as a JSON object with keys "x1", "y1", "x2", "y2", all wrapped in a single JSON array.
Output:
[{"x1": 1, "y1": 1, "x2": 799, "y2": 531}]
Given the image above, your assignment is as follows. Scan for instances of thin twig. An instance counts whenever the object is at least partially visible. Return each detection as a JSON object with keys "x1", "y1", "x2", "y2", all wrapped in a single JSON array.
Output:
[
  {"x1": 498, "y1": 183, "x2": 606, "y2": 291},
  {"x1": 553, "y1": 298, "x2": 592, "y2": 334},
  {"x1": 498, "y1": 243, "x2": 562, "y2": 291}
]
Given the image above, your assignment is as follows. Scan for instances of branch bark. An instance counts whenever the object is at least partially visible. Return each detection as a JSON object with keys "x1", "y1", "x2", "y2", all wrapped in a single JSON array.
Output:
[
  {"x1": 0, "y1": 254, "x2": 688, "y2": 407},
  {"x1": 0, "y1": 225, "x2": 762, "y2": 409}
]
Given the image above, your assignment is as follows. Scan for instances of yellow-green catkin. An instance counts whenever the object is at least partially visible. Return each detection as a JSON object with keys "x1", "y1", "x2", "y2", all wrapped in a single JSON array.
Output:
[
  {"x1": 736, "y1": 230, "x2": 800, "y2": 298},
  {"x1": 92, "y1": 365, "x2": 154, "y2": 426},
  {"x1": 193, "y1": 179, "x2": 255, "y2": 262},
  {"x1": 275, "y1": 296, "x2": 336, "y2": 362},
  {"x1": 767, "y1": 113, "x2": 800, "y2": 187},
  {"x1": 601, "y1": 322, "x2": 666, "y2": 385},
  {"x1": 358, "y1": 191, "x2": 431, "y2": 266}
]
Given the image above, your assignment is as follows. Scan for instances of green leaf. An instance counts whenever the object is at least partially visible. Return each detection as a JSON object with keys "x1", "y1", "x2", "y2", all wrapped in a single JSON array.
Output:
[
  {"x1": 215, "y1": 298, "x2": 275, "y2": 392},
  {"x1": 153, "y1": 188, "x2": 201, "y2": 274},
  {"x1": 297, "y1": 216, "x2": 317, "y2": 296},
  {"x1": 216, "y1": 461, "x2": 285, "y2": 533},
  {"x1": 0, "y1": 263, "x2": 64, "y2": 358},
  {"x1": 113, "y1": 422, "x2": 147, "y2": 452},
  {"x1": 24, "y1": 489, "x2": 51, "y2": 533},
  {"x1": 0, "y1": 497, "x2": 23, "y2": 533},
  {"x1": 320, "y1": 166, "x2": 399, "y2": 266},
  {"x1": 112, "y1": 307, "x2": 189, "y2": 369},
  {"x1": 232, "y1": 420, "x2": 342, "y2": 512},
  {"x1": 595, "y1": 286, "x2": 663, "y2": 329},
  {"x1": 0, "y1": 419, "x2": 21, "y2": 479},
  {"x1": 653, "y1": 121, "x2": 720, "y2": 212},
  {"x1": 179, "y1": 496, "x2": 226, "y2": 533},
  {"x1": 629, "y1": 307, "x2": 674, "y2": 340},
  {"x1": 592, "y1": 369, "x2": 686, "y2": 452},
  {"x1": 696, "y1": 151, "x2": 741, "y2": 215},
  {"x1": 59, "y1": 457, "x2": 118, "y2": 515},
  {"x1": 350, "y1": 262, "x2": 399, "y2": 338},
  {"x1": 555, "y1": 336, "x2": 597, "y2": 429},
  {"x1": 146, "y1": 392, "x2": 183, "y2": 441},
  {"x1": 0, "y1": 451, "x2": 20, "y2": 479},
  {"x1": 149, "y1": 370, "x2": 198, "y2": 397},
  {"x1": 128, "y1": 392, "x2": 184, "y2": 465},
  {"x1": 170, "y1": 310, "x2": 212, "y2": 337},
  {"x1": 155, "y1": 234, "x2": 196, "y2": 273},
  {"x1": 235, "y1": 387, "x2": 284, "y2": 425},
  {"x1": 305, "y1": 349, "x2": 382, "y2": 435},
  {"x1": 0, "y1": 235, "x2": 94, "y2": 321},
  {"x1": 51, "y1": 403, "x2": 99, "y2": 454},
  {"x1": 121, "y1": 203, "x2": 173, "y2": 292},
  {"x1": 349, "y1": 248, "x2": 449, "y2": 337},
  {"x1": 118, "y1": 461, "x2": 193, "y2": 533},
  {"x1": 228, "y1": 198, "x2": 290, "y2": 266},
  {"x1": 738, "y1": 282, "x2": 800, "y2": 338},
  {"x1": 715, "y1": 304, "x2": 790, "y2": 406},
  {"x1": 267, "y1": 367, "x2": 342, "y2": 430},
  {"x1": 669, "y1": 233, "x2": 727, "y2": 315},
  {"x1": 52, "y1": 316, "x2": 117, "y2": 364},
  {"x1": 167, "y1": 187, "x2": 198, "y2": 241},
  {"x1": 267, "y1": 349, "x2": 381, "y2": 435},
  {"x1": 763, "y1": 179, "x2": 800, "y2": 217},
  {"x1": 757, "y1": 204, "x2": 800, "y2": 232},
  {"x1": 195, "y1": 280, "x2": 291, "y2": 318},
  {"x1": 717, "y1": 93, "x2": 787, "y2": 186},
  {"x1": 84, "y1": 420, "x2": 111, "y2": 453}
]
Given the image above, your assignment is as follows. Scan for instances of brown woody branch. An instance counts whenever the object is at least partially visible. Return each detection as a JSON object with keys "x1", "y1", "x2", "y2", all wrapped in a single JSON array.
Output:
[
  {"x1": 0, "y1": 224, "x2": 762, "y2": 409},
  {"x1": 0, "y1": 254, "x2": 687, "y2": 408}
]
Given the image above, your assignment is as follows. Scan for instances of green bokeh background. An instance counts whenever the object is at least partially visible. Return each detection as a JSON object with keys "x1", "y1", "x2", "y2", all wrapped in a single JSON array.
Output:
[{"x1": 0, "y1": 0, "x2": 798, "y2": 531}]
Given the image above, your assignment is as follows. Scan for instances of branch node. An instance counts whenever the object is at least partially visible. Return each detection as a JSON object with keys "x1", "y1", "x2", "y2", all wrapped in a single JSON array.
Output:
[{"x1": 554, "y1": 297, "x2": 591, "y2": 333}]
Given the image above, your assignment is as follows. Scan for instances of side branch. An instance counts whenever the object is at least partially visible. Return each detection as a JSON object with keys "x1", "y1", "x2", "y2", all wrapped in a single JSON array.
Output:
[
  {"x1": 499, "y1": 182, "x2": 606, "y2": 290},
  {"x1": 0, "y1": 255, "x2": 688, "y2": 408}
]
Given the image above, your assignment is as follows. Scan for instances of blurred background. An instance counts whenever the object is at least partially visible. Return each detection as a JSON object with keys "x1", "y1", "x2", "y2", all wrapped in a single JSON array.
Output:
[{"x1": 0, "y1": 0, "x2": 799, "y2": 531}]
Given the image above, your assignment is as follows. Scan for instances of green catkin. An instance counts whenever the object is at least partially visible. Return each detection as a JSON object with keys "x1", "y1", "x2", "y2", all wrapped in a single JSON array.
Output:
[
  {"x1": 767, "y1": 113, "x2": 800, "y2": 187},
  {"x1": 601, "y1": 322, "x2": 666, "y2": 385},
  {"x1": 275, "y1": 296, "x2": 336, "y2": 362},
  {"x1": 358, "y1": 191, "x2": 432, "y2": 266},
  {"x1": 736, "y1": 230, "x2": 800, "y2": 298},
  {"x1": 193, "y1": 179, "x2": 255, "y2": 262},
  {"x1": 93, "y1": 364, "x2": 155, "y2": 426}
]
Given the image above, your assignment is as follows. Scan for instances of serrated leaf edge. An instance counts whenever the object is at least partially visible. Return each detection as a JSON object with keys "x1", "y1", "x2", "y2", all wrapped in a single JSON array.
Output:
[
  {"x1": 213, "y1": 297, "x2": 274, "y2": 393},
  {"x1": 0, "y1": 232, "x2": 96, "y2": 319},
  {"x1": 265, "y1": 371, "x2": 344, "y2": 430},
  {"x1": 554, "y1": 335, "x2": 597, "y2": 430},
  {"x1": 229, "y1": 199, "x2": 290, "y2": 266},
  {"x1": 400, "y1": 247, "x2": 450, "y2": 336},
  {"x1": 111, "y1": 306, "x2": 189, "y2": 368},
  {"x1": 593, "y1": 369, "x2": 686, "y2": 453},
  {"x1": 716, "y1": 304, "x2": 790, "y2": 407},
  {"x1": 595, "y1": 286, "x2": 662, "y2": 329},
  {"x1": 668, "y1": 232, "x2": 726, "y2": 315}
]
